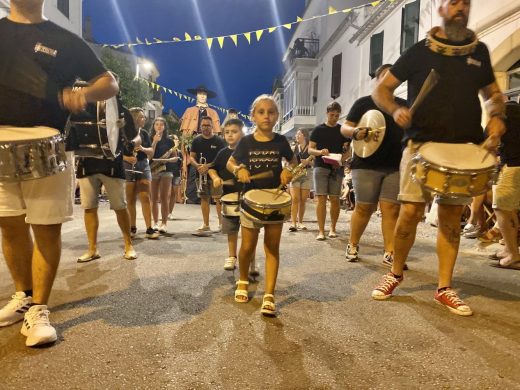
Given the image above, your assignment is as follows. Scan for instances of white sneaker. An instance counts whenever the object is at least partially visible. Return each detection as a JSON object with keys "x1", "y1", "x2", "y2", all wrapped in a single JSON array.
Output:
[
  {"x1": 21, "y1": 305, "x2": 57, "y2": 347},
  {"x1": 224, "y1": 256, "x2": 237, "y2": 270},
  {"x1": 158, "y1": 223, "x2": 167, "y2": 234},
  {"x1": 168, "y1": 213, "x2": 175, "y2": 221},
  {"x1": 197, "y1": 224, "x2": 211, "y2": 232},
  {"x1": 153, "y1": 223, "x2": 159, "y2": 232},
  {"x1": 0, "y1": 292, "x2": 32, "y2": 327}
]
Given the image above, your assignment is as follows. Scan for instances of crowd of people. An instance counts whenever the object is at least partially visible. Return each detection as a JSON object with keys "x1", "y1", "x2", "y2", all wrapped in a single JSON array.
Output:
[{"x1": 0, "y1": 0, "x2": 518, "y2": 349}]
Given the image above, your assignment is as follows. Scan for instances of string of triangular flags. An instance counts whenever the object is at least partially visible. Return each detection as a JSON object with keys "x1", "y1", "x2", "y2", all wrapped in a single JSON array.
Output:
[
  {"x1": 136, "y1": 77, "x2": 253, "y2": 122},
  {"x1": 102, "y1": 0, "x2": 391, "y2": 50}
]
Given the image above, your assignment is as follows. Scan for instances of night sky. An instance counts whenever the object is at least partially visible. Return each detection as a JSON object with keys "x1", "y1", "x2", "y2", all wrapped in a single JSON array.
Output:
[{"x1": 83, "y1": 0, "x2": 308, "y2": 121}]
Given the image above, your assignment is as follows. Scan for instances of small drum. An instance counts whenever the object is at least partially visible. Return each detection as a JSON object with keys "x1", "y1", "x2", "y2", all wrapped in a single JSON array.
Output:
[
  {"x1": 0, "y1": 126, "x2": 67, "y2": 182},
  {"x1": 221, "y1": 192, "x2": 241, "y2": 217},
  {"x1": 241, "y1": 189, "x2": 292, "y2": 224},
  {"x1": 69, "y1": 96, "x2": 120, "y2": 160},
  {"x1": 412, "y1": 142, "x2": 498, "y2": 198}
]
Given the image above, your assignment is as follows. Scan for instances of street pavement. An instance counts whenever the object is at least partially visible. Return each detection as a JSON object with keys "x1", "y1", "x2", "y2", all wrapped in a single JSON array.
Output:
[{"x1": 0, "y1": 201, "x2": 519, "y2": 389}]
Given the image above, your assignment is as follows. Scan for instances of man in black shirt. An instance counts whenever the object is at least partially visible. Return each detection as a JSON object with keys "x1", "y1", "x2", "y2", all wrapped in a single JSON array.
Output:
[
  {"x1": 341, "y1": 64, "x2": 404, "y2": 266},
  {"x1": 190, "y1": 116, "x2": 226, "y2": 233},
  {"x1": 0, "y1": 0, "x2": 118, "y2": 346},
  {"x1": 309, "y1": 102, "x2": 351, "y2": 241},
  {"x1": 371, "y1": 0, "x2": 506, "y2": 316}
]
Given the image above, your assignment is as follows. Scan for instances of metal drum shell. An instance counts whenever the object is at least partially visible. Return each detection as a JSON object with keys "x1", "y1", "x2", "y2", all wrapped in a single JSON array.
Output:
[
  {"x1": 221, "y1": 192, "x2": 241, "y2": 217},
  {"x1": 241, "y1": 189, "x2": 292, "y2": 224}
]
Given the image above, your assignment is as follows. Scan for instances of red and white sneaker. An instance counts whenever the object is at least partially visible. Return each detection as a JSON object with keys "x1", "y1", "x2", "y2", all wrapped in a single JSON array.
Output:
[
  {"x1": 371, "y1": 273, "x2": 403, "y2": 300},
  {"x1": 434, "y1": 288, "x2": 473, "y2": 316}
]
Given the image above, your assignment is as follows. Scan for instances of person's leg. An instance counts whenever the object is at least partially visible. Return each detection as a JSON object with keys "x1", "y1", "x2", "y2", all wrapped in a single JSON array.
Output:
[
  {"x1": 298, "y1": 189, "x2": 310, "y2": 225},
  {"x1": 169, "y1": 183, "x2": 178, "y2": 214},
  {"x1": 137, "y1": 180, "x2": 153, "y2": 229},
  {"x1": 159, "y1": 176, "x2": 171, "y2": 225},
  {"x1": 0, "y1": 216, "x2": 33, "y2": 292},
  {"x1": 263, "y1": 224, "x2": 283, "y2": 299},
  {"x1": 316, "y1": 195, "x2": 327, "y2": 236},
  {"x1": 349, "y1": 203, "x2": 377, "y2": 246},
  {"x1": 437, "y1": 204, "x2": 465, "y2": 289},
  {"x1": 114, "y1": 209, "x2": 135, "y2": 257},
  {"x1": 329, "y1": 196, "x2": 340, "y2": 234},
  {"x1": 313, "y1": 168, "x2": 328, "y2": 237},
  {"x1": 380, "y1": 200, "x2": 400, "y2": 253},
  {"x1": 200, "y1": 197, "x2": 210, "y2": 227},
  {"x1": 150, "y1": 178, "x2": 160, "y2": 225},
  {"x1": 83, "y1": 209, "x2": 99, "y2": 256},
  {"x1": 495, "y1": 209, "x2": 520, "y2": 264},
  {"x1": 236, "y1": 226, "x2": 259, "y2": 300},
  {"x1": 228, "y1": 232, "x2": 239, "y2": 258},
  {"x1": 329, "y1": 170, "x2": 343, "y2": 235},
  {"x1": 392, "y1": 202, "x2": 425, "y2": 276},
  {"x1": 214, "y1": 198, "x2": 222, "y2": 227},
  {"x1": 126, "y1": 182, "x2": 137, "y2": 226},
  {"x1": 30, "y1": 224, "x2": 62, "y2": 305},
  {"x1": 290, "y1": 186, "x2": 300, "y2": 228}
]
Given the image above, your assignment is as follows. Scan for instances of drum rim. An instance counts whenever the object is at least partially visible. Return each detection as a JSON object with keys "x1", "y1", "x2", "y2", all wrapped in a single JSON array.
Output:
[{"x1": 413, "y1": 155, "x2": 498, "y2": 174}]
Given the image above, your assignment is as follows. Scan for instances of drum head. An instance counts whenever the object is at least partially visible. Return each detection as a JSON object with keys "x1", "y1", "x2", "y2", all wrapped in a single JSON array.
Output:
[
  {"x1": 99, "y1": 97, "x2": 120, "y2": 156},
  {"x1": 418, "y1": 143, "x2": 496, "y2": 169},
  {"x1": 353, "y1": 110, "x2": 386, "y2": 158},
  {"x1": 221, "y1": 192, "x2": 240, "y2": 202},
  {"x1": 0, "y1": 126, "x2": 59, "y2": 141},
  {"x1": 244, "y1": 189, "x2": 291, "y2": 206}
]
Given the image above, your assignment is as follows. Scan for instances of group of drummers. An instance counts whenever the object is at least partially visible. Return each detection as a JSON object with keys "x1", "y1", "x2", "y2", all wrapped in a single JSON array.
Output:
[{"x1": 0, "y1": 0, "x2": 519, "y2": 349}]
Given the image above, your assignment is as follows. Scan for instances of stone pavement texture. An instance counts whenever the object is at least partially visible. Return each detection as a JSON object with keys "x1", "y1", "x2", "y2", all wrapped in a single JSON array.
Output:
[{"x1": 0, "y1": 202, "x2": 519, "y2": 389}]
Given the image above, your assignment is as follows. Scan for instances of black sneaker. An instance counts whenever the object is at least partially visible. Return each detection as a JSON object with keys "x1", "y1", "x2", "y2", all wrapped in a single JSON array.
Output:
[
  {"x1": 288, "y1": 225, "x2": 297, "y2": 232},
  {"x1": 145, "y1": 228, "x2": 159, "y2": 239},
  {"x1": 382, "y1": 252, "x2": 409, "y2": 270}
]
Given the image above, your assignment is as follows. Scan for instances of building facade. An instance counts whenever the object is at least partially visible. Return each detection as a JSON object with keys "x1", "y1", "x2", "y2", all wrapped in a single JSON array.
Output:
[{"x1": 278, "y1": 0, "x2": 520, "y2": 138}]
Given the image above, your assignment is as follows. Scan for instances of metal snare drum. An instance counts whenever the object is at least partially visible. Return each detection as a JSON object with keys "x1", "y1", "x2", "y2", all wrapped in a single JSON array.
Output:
[
  {"x1": 241, "y1": 189, "x2": 292, "y2": 224},
  {"x1": 0, "y1": 126, "x2": 68, "y2": 182},
  {"x1": 412, "y1": 142, "x2": 498, "y2": 198},
  {"x1": 221, "y1": 192, "x2": 241, "y2": 217}
]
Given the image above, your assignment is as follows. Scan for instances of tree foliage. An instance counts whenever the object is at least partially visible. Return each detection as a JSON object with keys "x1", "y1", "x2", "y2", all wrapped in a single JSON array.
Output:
[{"x1": 100, "y1": 47, "x2": 152, "y2": 109}]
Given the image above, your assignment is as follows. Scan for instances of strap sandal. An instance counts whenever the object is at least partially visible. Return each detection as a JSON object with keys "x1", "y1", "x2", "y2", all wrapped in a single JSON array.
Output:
[
  {"x1": 77, "y1": 252, "x2": 101, "y2": 263},
  {"x1": 123, "y1": 248, "x2": 138, "y2": 260},
  {"x1": 261, "y1": 294, "x2": 276, "y2": 316},
  {"x1": 234, "y1": 280, "x2": 250, "y2": 303}
]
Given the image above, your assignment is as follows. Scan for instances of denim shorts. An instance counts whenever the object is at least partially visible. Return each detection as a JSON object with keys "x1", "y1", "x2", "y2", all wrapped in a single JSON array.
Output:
[
  {"x1": 222, "y1": 215, "x2": 240, "y2": 234},
  {"x1": 172, "y1": 176, "x2": 181, "y2": 186},
  {"x1": 78, "y1": 174, "x2": 126, "y2": 210},
  {"x1": 313, "y1": 167, "x2": 343, "y2": 196},
  {"x1": 351, "y1": 169, "x2": 400, "y2": 204},
  {"x1": 124, "y1": 160, "x2": 152, "y2": 182}
]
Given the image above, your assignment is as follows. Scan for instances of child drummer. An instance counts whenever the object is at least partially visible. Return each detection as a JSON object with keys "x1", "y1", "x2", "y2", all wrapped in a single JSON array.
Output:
[
  {"x1": 209, "y1": 118, "x2": 258, "y2": 275},
  {"x1": 226, "y1": 95, "x2": 297, "y2": 316}
]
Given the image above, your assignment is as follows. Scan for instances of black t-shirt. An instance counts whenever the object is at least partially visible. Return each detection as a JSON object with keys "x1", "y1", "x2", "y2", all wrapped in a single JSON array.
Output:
[
  {"x1": 213, "y1": 147, "x2": 240, "y2": 194},
  {"x1": 391, "y1": 37, "x2": 495, "y2": 144},
  {"x1": 167, "y1": 153, "x2": 182, "y2": 176},
  {"x1": 191, "y1": 134, "x2": 226, "y2": 163},
  {"x1": 310, "y1": 123, "x2": 350, "y2": 169},
  {"x1": 346, "y1": 96, "x2": 406, "y2": 171},
  {"x1": 500, "y1": 101, "x2": 520, "y2": 167},
  {"x1": 151, "y1": 136, "x2": 175, "y2": 172},
  {"x1": 232, "y1": 133, "x2": 294, "y2": 190},
  {"x1": 294, "y1": 144, "x2": 310, "y2": 164},
  {"x1": 0, "y1": 18, "x2": 107, "y2": 131},
  {"x1": 126, "y1": 129, "x2": 151, "y2": 161}
]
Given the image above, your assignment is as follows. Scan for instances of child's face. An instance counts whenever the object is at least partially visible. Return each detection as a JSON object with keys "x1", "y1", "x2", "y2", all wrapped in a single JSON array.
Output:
[
  {"x1": 326, "y1": 110, "x2": 341, "y2": 125},
  {"x1": 252, "y1": 100, "x2": 279, "y2": 132},
  {"x1": 224, "y1": 125, "x2": 242, "y2": 146},
  {"x1": 154, "y1": 120, "x2": 165, "y2": 133}
]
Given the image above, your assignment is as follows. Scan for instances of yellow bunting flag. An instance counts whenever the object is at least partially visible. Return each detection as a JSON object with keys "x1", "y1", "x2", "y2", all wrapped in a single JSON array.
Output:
[
  {"x1": 244, "y1": 32, "x2": 252, "y2": 44},
  {"x1": 194, "y1": 35, "x2": 202, "y2": 40},
  {"x1": 328, "y1": 6, "x2": 337, "y2": 14},
  {"x1": 342, "y1": 8, "x2": 352, "y2": 13},
  {"x1": 136, "y1": 37, "x2": 143, "y2": 44},
  {"x1": 297, "y1": 16, "x2": 303, "y2": 22},
  {"x1": 185, "y1": 33, "x2": 192, "y2": 41},
  {"x1": 206, "y1": 37, "x2": 214, "y2": 50},
  {"x1": 153, "y1": 38, "x2": 163, "y2": 43},
  {"x1": 371, "y1": 1, "x2": 381, "y2": 6},
  {"x1": 217, "y1": 36, "x2": 225, "y2": 49},
  {"x1": 172, "y1": 37, "x2": 181, "y2": 42},
  {"x1": 173, "y1": 91, "x2": 178, "y2": 97},
  {"x1": 283, "y1": 24, "x2": 292, "y2": 30},
  {"x1": 162, "y1": 87, "x2": 167, "y2": 93},
  {"x1": 230, "y1": 34, "x2": 238, "y2": 46},
  {"x1": 268, "y1": 27, "x2": 277, "y2": 33},
  {"x1": 168, "y1": 89, "x2": 172, "y2": 94},
  {"x1": 145, "y1": 38, "x2": 152, "y2": 45},
  {"x1": 255, "y1": 29, "x2": 264, "y2": 42}
]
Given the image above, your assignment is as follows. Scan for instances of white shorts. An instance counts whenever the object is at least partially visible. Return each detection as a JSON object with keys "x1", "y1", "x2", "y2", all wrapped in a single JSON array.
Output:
[{"x1": 0, "y1": 152, "x2": 74, "y2": 225}]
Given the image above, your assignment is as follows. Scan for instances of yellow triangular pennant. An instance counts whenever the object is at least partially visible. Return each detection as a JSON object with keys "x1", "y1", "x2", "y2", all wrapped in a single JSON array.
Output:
[
  {"x1": 145, "y1": 38, "x2": 152, "y2": 46},
  {"x1": 342, "y1": 8, "x2": 352, "y2": 13},
  {"x1": 217, "y1": 36, "x2": 225, "y2": 49},
  {"x1": 244, "y1": 32, "x2": 252, "y2": 44},
  {"x1": 255, "y1": 30, "x2": 264, "y2": 41},
  {"x1": 172, "y1": 37, "x2": 181, "y2": 42},
  {"x1": 153, "y1": 38, "x2": 163, "y2": 43},
  {"x1": 136, "y1": 37, "x2": 143, "y2": 44},
  {"x1": 328, "y1": 6, "x2": 337, "y2": 14},
  {"x1": 371, "y1": 1, "x2": 381, "y2": 6},
  {"x1": 162, "y1": 87, "x2": 167, "y2": 93},
  {"x1": 194, "y1": 35, "x2": 202, "y2": 40},
  {"x1": 283, "y1": 24, "x2": 292, "y2": 30},
  {"x1": 268, "y1": 27, "x2": 277, "y2": 33},
  {"x1": 206, "y1": 37, "x2": 214, "y2": 50},
  {"x1": 168, "y1": 89, "x2": 172, "y2": 94},
  {"x1": 230, "y1": 34, "x2": 238, "y2": 46},
  {"x1": 297, "y1": 16, "x2": 303, "y2": 22},
  {"x1": 185, "y1": 32, "x2": 192, "y2": 41},
  {"x1": 174, "y1": 91, "x2": 178, "y2": 97}
]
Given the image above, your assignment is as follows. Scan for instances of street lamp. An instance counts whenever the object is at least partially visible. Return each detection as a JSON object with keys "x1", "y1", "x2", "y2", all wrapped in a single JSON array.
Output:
[{"x1": 135, "y1": 59, "x2": 153, "y2": 79}]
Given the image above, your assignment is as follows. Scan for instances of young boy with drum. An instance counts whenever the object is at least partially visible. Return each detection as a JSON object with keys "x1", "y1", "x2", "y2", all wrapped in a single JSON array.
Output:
[{"x1": 226, "y1": 95, "x2": 297, "y2": 316}]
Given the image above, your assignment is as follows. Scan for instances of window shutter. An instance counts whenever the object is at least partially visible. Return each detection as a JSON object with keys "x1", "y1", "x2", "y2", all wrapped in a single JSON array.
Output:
[
  {"x1": 331, "y1": 54, "x2": 342, "y2": 99},
  {"x1": 369, "y1": 32, "x2": 384, "y2": 78}
]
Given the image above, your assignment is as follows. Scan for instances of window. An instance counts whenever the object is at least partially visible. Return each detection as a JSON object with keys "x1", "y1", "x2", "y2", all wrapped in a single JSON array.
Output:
[
  {"x1": 313, "y1": 76, "x2": 319, "y2": 104},
  {"x1": 148, "y1": 110, "x2": 155, "y2": 120},
  {"x1": 401, "y1": 0, "x2": 420, "y2": 53},
  {"x1": 369, "y1": 31, "x2": 384, "y2": 78},
  {"x1": 57, "y1": 0, "x2": 69, "y2": 18},
  {"x1": 331, "y1": 54, "x2": 342, "y2": 99}
]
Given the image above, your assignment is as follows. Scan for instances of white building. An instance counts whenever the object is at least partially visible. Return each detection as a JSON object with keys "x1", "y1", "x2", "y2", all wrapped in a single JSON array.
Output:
[
  {"x1": 0, "y1": 0, "x2": 82, "y2": 35},
  {"x1": 278, "y1": 0, "x2": 520, "y2": 138}
]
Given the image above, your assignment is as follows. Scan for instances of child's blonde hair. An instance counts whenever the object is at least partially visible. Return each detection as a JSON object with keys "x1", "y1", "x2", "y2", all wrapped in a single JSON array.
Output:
[{"x1": 250, "y1": 94, "x2": 279, "y2": 117}]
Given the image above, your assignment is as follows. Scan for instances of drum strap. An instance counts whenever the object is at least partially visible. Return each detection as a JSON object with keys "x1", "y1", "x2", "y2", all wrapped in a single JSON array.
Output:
[{"x1": 240, "y1": 201, "x2": 285, "y2": 223}]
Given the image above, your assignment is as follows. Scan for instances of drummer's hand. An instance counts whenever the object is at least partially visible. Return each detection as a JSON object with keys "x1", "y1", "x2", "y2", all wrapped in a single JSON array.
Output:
[
  {"x1": 280, "y1": 169, "x2": 293, "y2": 185},
  {"x1": 481, "y1": 134, "x2": 501, "y2": 153},
  {"x1": 393, "y1": 107, "x2": 412, "y2": 129},
  {"x1": 197, "y1": 164, "x2": 209, "y2": 174},
  {"x1": 354, "y1": 127, "x2": 370, "y2": 140},
  {"x1": 213, "y1": 178, "x2": 223, "y2": 188},
  {"x1": 124, "y1": 155, "x2": 137, "y2": 165},
  {"x1": 61, "y1": 87, "x2": 87, "y2": 114},
  {"x1": 236, "y1": 168, "x2": 251, "y2": 183},
  {"x1": 487, "y1": 116, "x2": 507, "y2": 139},
  {"x1": 321, "y1": 148, "x2": 330, "y2": 156}
]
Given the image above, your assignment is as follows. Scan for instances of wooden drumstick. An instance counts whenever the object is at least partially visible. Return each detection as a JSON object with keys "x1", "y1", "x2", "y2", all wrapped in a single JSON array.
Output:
[
  {"x1": 223, "y1": 170, "x2": 274, "y2": 185},
  {"x1": 409, "y1": 69, "x2": 440, "y2": 117}
]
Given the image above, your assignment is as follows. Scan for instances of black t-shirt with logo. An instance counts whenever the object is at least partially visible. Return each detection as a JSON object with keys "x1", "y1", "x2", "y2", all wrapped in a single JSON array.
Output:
[
  {"x1": 346, "y1": 96, "x2": 406, "y2": 171},
  {"x1": 391, "y1": 37, "x2": 495, "y2": 144},
  {"x1": 310, "y1": 123, "x2": 351, "y2": 169},
  {"x1": 232, "y1": 133, "x2": 294, "y2": 190},
  {"x1": 190, "y1": 134, "x2": 226, "y2": 163},
  {"x1": 213, "y1": 147, "x2": 240, "y2": 194},
  {"x1": 500, "y1": 101, "x2": 520, "y2": 167},
  {"x1": 0, "y1": 18, "x2": 107, "y2": 131}
]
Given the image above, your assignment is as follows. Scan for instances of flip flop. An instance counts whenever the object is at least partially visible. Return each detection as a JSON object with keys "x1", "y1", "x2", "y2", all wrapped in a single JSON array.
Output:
[
  {"x1": 123, "y1": 249, "x2": 138, "y2": 260},
  {"x1": 77, "y1": 252, "x2": 101, "y2": 263},
  {"x1": 490, "y1": 259, "x2": 520, "y2": 270}
]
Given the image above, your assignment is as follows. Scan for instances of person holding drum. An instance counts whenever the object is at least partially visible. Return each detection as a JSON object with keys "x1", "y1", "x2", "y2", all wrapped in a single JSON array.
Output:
[
  {"x1": 288, "y1": 128, "x2": 313, "y2": 232},
  {"x1": 341, "y1": 64, "x2": 405, "y2": 266},
  {"x1": 309, "y1": 102, "x2": 351, "y2": 241},
  {"x1": 189, "y1": 116, "x2": 226, "y2": 234},
  {"x1": 124, "y1": 108, "x2": 159, "y2": 240},
  {"x1": 149, "y1": 117, "x2": 178, "y2": 234},
  {"x1": 0, "y1": 0, "x2": 118, "y2": 346},
  {"x1": 371, "y1": 0, "x2": 506, "y2": 316},
  {"x1": 227, "y1": 94, "x2": 297, "y2": 316}
]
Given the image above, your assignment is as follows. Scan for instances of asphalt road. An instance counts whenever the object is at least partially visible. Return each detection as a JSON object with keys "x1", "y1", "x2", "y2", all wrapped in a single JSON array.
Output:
[{"x1": 0, "y1": 201, "x2": 519, "y2": 389}]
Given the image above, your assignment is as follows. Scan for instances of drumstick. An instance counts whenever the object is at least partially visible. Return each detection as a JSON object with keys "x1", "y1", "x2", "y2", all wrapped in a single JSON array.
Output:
[
  {"x1": 223, "y1": 170, "x2": 274, "y2": 186},
  {"x1": 409, "y1": 69, "x2": 440, "y2": 117},
  {"x1": 125, "y1": 169, "x2": 143, "y2": 174}
]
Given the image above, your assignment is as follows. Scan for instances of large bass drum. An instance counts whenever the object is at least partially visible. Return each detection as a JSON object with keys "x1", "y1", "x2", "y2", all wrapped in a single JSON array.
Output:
[
  {"x1": 68, "y1": 96, "x2": 120, "y2": 160},
  {"x1": 0, "y1": 126, "x2": 68, "y2": 182}
]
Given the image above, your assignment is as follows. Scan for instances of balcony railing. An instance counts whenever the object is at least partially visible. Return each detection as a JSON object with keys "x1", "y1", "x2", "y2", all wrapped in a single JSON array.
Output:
[
  {"x1": 282, "y1": 105, "x2": 316, "y2": 124},
  {"x1": 288, "y1": 38, "x2": 319, "y2": 64}
]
